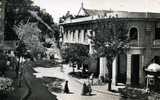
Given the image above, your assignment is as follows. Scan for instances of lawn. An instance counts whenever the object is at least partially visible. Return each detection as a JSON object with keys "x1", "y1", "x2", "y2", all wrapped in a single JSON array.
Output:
[{"x1": 40, "y1": 77, "x2": 65, "y2": 93}]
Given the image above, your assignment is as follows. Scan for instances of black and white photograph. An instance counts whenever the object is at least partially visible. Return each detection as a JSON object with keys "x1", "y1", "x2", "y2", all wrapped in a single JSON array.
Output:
[{"x1": 0, "y1": 0, "x2": 160, "y2": 100}]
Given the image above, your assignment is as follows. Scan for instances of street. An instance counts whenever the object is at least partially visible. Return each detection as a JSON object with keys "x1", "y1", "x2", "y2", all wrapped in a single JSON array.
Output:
[{"x1": 33, "y1": 65, "x2": 122, "y2": 100}]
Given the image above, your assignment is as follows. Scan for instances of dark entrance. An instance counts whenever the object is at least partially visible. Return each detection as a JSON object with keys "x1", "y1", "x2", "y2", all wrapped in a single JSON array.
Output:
[
  {"x1": 117, "y1": 54, "x2": 127, "y2": 84},
  {"x1": 131, "y1": 55, "x2": 140, "y2": 86}
]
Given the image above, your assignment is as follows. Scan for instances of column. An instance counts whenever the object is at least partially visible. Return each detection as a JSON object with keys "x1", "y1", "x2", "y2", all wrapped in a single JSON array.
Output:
[
  {"x1": 139, "y1": 55, "x2": 145, "y2": 85},
  {"x1": 74, "y1": 30, "x2": 78, "y2": 43},
  {"x1": 126, "y1": 54, "x2": 132, "y2": 85},
  {"x1": 112, "y1": 57, "x2": 117, "y2": 85},
  {"x1": 75, "y1": 30, "x2": 79, "y2": 43},
  {"x1": 70, "y1": 31, "x2": 75, "y2": 43},
  {"x1": 66, "y1": 30, "x2": 70, "y2": 42},
  {"x1": 64, "y1": 32, "x2": 67, "y2": 43},
  {"x1": 99, "y1": 57, "x2": 108, "y2": 78},
  {"x1": 87, "y1": 30, "x2": 90, "y2": 44}
]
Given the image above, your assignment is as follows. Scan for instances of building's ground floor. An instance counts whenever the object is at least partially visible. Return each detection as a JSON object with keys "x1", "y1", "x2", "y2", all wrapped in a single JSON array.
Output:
[{"x1": 89, "y1": 47, "x2": 160, "y2": 87}]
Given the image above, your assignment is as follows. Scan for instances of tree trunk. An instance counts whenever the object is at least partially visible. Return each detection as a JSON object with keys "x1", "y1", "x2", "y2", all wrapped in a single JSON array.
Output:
[{"x1": 107, "y1": 60, "x2": 113, "y2": 91}]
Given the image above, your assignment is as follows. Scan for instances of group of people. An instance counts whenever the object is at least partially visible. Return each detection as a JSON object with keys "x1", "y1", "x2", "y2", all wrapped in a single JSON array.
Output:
[
  {"x1": 63, "y1": 80, "x2": 92, "y2": 96},
  {"x1": 63, "y1": 73, "x2": 94, "y2": 96},
  {"x1": 81, "y1": 82, "x2": 92, "y2": 95}
]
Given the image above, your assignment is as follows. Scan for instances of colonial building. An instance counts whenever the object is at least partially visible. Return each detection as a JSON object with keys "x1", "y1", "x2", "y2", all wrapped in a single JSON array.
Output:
[{"x1": 60, "y1": 4, "x2": 160, "y2": 86}]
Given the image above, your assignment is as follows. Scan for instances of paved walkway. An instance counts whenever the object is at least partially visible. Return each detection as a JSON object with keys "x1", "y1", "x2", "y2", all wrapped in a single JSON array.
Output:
[
  {"x1": 33, "y1": 64, "x2": 123, "y2": 100},
  {"x1": 23, "y1": 62, "x2": 57, "y2": 100}
]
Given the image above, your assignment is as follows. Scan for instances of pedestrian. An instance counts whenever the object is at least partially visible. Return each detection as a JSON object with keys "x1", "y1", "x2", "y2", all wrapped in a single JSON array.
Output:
[
  {"x1": 64, "y1": 81, "x2": 70, "y2": 93},
  {"x1": 87, "y1": 82, "x2": 92, "y2": 95},
  {"x1": 89, "y1": 73, "x2": 94, "y2": 85},
  {"x1": 81, "y1": 82, "x2": 87, "y2": 95}
]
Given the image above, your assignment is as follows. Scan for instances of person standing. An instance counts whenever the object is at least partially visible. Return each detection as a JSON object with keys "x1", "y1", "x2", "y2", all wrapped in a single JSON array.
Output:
[
  {"x1": 89, "y1": 73, "x2": 94, "y2": 85},
  {"x1": 64, "y1": 81, "x2": 70, "y2": 93},
  {"x1": 87, "y1": 82, "x2": 92, "y2": 95},
  {"x1": 81, "y1": 82, "x2": 87, "y2": 95}
]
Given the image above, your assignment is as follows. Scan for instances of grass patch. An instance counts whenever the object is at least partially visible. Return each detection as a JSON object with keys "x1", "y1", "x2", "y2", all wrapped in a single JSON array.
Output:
[
  {"x1": 40, "y1": 77, "x2": 65, "y2": 93},
  {"x1": 34, "y1": 60, "x2": 59, "y2": 68}
]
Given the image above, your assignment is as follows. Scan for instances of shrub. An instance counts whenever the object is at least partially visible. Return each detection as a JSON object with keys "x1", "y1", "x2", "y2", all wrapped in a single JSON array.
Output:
[
  {"x1": 0, "y1": 77, "x2": 14, "y2": 99},
  {"x1": 119, "y1": 86, "x2": 148, "y2": 99}
]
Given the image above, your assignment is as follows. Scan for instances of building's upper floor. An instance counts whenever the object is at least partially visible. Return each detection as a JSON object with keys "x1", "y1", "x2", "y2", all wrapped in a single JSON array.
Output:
[{"x1": 60, "y1": 6, "x2": 160, "y2": 48}]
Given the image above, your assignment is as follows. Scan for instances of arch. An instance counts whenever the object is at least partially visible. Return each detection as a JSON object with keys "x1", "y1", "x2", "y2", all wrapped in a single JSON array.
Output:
[{"x1": 129, "y1": 27, "x2": 138, "y2": 40}]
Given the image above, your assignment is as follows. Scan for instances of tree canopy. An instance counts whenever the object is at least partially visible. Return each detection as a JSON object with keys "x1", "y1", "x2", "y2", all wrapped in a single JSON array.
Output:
[
  {"x1": 62, "y1": 44, "x2": 89, "y2": 65},
  {"x1": 90, "y1": 18, "x2": 129, "y2": 90},
  {"x1": 91, "y1": 18, "x2": 129, "y2": 62},
  {"x1": 5, "y1": 0, "x2": 59, "y2": 42},
  {"x1": 14, "y1": 22, "x2": 46, "y2": 58}
]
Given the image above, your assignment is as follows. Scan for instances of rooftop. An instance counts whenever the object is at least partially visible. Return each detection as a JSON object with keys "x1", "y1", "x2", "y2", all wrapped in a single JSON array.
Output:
[{"x1": 61, "y1": 7, "x2": 160, "y2": 24}]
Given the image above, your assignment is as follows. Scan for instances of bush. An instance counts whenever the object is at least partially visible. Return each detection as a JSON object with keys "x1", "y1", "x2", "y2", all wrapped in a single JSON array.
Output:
[
  {"x1": 119, "y1": 86, "x2": 148, "y2": 99},
  {"x1": 0, "y1": 77, "x2": 14, "y2": 99}
]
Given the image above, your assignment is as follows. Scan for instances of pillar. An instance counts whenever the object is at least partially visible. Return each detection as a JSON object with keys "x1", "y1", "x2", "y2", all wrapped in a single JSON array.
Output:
[
  {"x1": 75, "y1": 30, "x2": 79, "y2": 43},
  {"x1": 67, "y1": 30, "x2": 71, "y2": 42},
  {"x1": 99, "y1": 57, "x2": 108, "y2": 78},
  {"x1": 87, "y1": 30, "x2": 90, "y2": 44},
  {"x1": 65, "y1": 31, "x2": 67, "y2": 42},
  {"x1": 70, "y1": 31, "x2": 73, "y2": 43},
  {"x1": 126, "y1": 54, "x2": 132, "y2": 85},
  {"x1": 139, "y1": 55, "x2": 145, "y2": 85},
  {"x1": 112, "y1": 57, "x2": 117, "y2": 85}
]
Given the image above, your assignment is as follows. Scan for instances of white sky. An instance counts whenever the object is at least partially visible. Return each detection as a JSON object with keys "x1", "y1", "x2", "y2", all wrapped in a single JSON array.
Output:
[{"x1": 33, "y1": 0, "x2": 160, "y2": 23}]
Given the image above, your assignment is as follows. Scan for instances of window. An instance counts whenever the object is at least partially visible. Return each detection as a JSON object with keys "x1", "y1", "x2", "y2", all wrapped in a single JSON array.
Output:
[
  {"x1": 84, "y1": 29, "x2": 87, "y2": 42},
  {"x1": 155, "y1": 23, "x2": 160, "y2": 40},
  {"x1": 129, "y1": 27, "x2": 138, "y2": 40},
  {"x1": 72, "y1": 30, "x2": 75, "y2": 41}
]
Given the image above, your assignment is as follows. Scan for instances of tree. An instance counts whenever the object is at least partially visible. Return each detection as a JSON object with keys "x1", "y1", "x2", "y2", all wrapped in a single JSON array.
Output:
[
  {"x1": 5, "y1": 0, "x2": 60, "y2": 43},
  {"x1": 5, "y1": 0, "x2": 33, "y2": 40},
  {"x1": 90, "y1": 18, "x2": 128, "y2": 91},
  {"x1": 14, "y1": 22, "x2": 46, "y2": 80},
  {"x1": 14, "y1": 22, "x2": 46, "y2": 59},
  {"x1": 62, "y1": 44, "x2": 89, "y2": 72}
]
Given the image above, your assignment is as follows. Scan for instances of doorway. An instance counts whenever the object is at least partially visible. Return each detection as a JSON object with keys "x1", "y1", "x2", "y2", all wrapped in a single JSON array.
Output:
[
  {"x1": 117, "y1": 54, "x2": 127, "y2": 84},
  {"x1": 131, "y1": 55, "x2": 140, "y2": 86}
]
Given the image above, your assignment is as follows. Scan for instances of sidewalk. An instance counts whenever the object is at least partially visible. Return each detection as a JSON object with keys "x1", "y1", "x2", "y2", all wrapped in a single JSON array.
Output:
[{"x1": 62, "y1": 64, "x2": 125, "y2": 96}]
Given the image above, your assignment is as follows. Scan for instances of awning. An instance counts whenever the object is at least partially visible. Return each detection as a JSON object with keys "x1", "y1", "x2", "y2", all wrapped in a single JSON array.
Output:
[{"x1": 145, "y1": 63, "x2": 160, "y2": 72}]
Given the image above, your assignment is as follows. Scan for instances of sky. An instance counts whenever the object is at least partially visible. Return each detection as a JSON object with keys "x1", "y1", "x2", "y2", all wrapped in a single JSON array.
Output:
[{"x1": 33, "y1": 0, "x2": 160, "y2": 23}]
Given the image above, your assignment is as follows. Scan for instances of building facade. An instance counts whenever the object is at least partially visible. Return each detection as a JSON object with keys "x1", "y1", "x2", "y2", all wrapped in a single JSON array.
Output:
[{"x1": 60, "y1": 6, "x2": 160, "y2": 86}]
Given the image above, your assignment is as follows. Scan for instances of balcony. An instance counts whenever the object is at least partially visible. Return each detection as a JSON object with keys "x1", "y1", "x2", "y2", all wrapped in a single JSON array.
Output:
[{"x1": 129, "y1": 40, "x2": 139, "y2": 47}]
